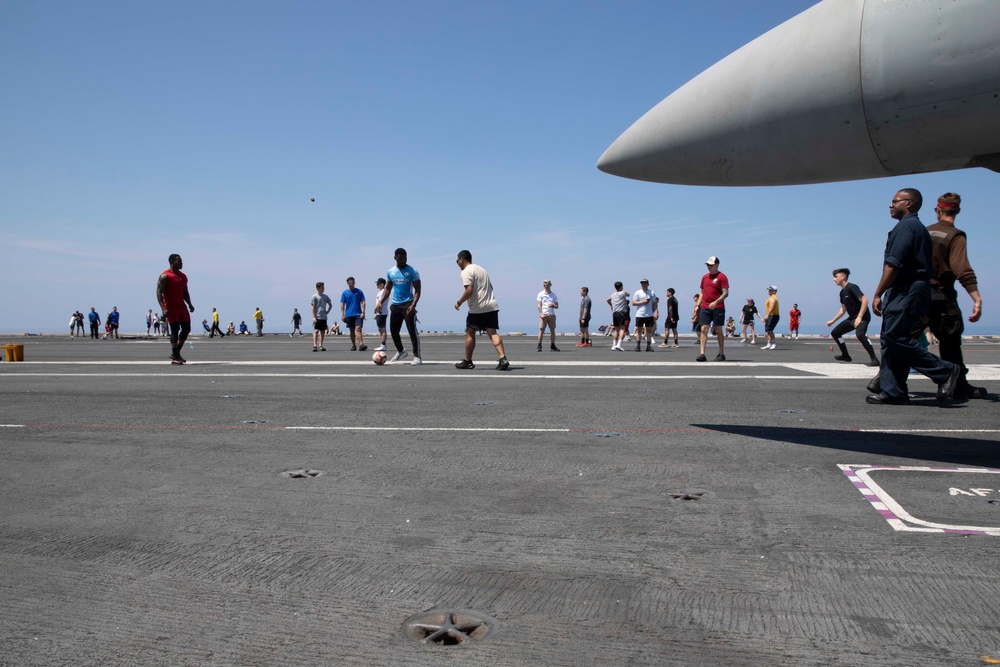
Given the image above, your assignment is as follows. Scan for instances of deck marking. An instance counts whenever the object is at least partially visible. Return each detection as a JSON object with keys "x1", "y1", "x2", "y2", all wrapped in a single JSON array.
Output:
[{"x1": 839, "y1": 464, "x2": 1000, "y2": 536}]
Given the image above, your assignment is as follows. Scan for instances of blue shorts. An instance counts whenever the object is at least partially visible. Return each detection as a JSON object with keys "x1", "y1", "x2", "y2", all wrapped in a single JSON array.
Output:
[
  {"x1": 699, "y1": 308, "x2": 725, "y2": 328},
  {"x1": 345, "y1": 315, "x2": 364, "y2": 330},
  {"x1": 764, "y1": 314, "x2": 780, "y2": 333}
]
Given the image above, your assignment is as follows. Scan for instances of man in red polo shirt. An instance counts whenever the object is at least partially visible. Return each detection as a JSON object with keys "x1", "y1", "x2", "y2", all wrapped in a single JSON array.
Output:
[
  {"x1": 156, "y1": 253, "x2": 195, "y2": 365},
  {"x1": 696, "y1": 256, "x2": 730, "y2": 362}
]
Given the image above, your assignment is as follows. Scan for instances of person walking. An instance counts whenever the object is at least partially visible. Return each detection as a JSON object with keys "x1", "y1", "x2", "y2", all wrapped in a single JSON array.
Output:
[
  {"x1": 789, "y1": 304, "x2": 801, "y2": 339},
  {"x1": 696, "y1": 256, "x2": 729, "y2": 362},
  {"x1": 156, "y1": 253, "x2": 195, "y2": 365},
  {"x1": 926, "y1": 192, "x2": 987, "y2": 399},
  {"x1": 536, "y1": 280, "x2": 559, "y2": 352},
  {"x1": 340, "y1": 277, "x2": 368, "y2": 352},
  {"x1": 867, "y1": 188, "x2": 959, "y2": 405},
  {"x1": 209, "y1": 307, "x2": 226, "y2": 338},
  {"x1": 740, "y1": 299, "x2": 758, "y2": 344},
  {"x1": 825, "y1": 268, "x2": 879, "y2": 366},
  {"x1": 291, "y1": 308, "x2": 303, "y2": 337},
  {"x1": 453, "y1": 250, "x2": 510, "y2": 370},
  {"x1": 658, "y1": 288, "x2": 680, "y2": 348}
]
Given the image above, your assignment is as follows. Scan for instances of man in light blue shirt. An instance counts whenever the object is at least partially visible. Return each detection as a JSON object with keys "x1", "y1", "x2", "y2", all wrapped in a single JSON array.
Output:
[{"x1": 376, "y1": 248, "x2": 422, "y2": 365}]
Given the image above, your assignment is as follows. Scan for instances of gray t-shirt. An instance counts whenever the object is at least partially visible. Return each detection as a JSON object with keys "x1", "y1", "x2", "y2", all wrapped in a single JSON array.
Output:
[
  {"x1": 311, "y1": 292, "x2": 332, "y2": 321},
  {"x1": 609, "y1": 290, "x2": 630, "y2": 313},
  {"x1": 580, "y1": 295, "x2": 592, "y2": 319}
]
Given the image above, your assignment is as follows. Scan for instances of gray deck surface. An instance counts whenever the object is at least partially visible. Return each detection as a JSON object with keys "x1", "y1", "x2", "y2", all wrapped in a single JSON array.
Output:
[{"x1": 2, "y1": 333, "x2": 999, "y2": 666}]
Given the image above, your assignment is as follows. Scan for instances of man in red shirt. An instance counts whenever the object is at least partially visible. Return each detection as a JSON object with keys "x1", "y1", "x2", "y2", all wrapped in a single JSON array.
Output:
[
  {"x1": 156, "y1": 254, "x2": 195, "y2": 365},
  {"x1": 697, "y1": 256, "x2": 730, "y2": 361}
]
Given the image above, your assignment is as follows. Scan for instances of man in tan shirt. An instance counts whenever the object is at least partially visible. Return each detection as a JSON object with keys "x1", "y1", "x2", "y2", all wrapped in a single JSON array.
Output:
[{"x1": 926, "y1": 192, "x2": 987, "y2": 399}]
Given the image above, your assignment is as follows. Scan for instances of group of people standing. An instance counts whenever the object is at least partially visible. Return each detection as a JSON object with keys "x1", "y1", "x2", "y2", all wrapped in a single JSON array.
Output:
[{"x1": 69, "y1": 307, "x2": 120, "y2": 339}]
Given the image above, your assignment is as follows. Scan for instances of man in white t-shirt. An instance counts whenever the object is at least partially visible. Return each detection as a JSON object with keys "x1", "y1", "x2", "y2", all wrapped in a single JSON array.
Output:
[
  {"x1": 536, "y1": 280, "x2": 559, "y2": 352},
  {"x1": 453, "y1": 250, "x2": 510, "y2": 371},
  {"x1": 631, "y1": 279, "x2": 659, "y2": 352}
]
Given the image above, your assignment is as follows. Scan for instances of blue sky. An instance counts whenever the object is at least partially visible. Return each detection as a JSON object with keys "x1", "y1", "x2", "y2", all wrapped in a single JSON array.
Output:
[{"x1": 2, "y1": 1, "x2": 996, "y2": 335}]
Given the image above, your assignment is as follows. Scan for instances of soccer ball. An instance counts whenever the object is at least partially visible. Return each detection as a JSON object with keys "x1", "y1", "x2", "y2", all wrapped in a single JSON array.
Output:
[{"x1": 372, "y1": 350, "x2": 387, "y2": 365}]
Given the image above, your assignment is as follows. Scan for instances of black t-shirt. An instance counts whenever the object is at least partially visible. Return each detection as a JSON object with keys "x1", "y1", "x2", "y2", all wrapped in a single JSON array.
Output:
[
  {"x1": 840, "y1": 282, "x2": 871, "y2": 321},
  {"x1": 741, "y1": 304, "x2": 758, "y2": 323}
]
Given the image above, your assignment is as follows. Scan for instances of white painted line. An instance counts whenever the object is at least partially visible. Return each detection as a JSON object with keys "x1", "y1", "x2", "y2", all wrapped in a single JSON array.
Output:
[
  {"x1": 286, "y1": 426, "x2": 571, "y2": 432},
  {"x1": 859, "y1": 429, "x2": 1000, "y2": 434},
  {"x1": 0, "y1": 424, "x2": 25, "y2": 428},
  {"x1": 0, "y1": 373, "x2": 876, "y2": 380}
]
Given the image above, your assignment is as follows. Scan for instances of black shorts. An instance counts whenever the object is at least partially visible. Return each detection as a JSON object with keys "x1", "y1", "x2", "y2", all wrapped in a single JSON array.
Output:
[
  {"x1": 612, "y1": 311, "x2": 629, "y2": 327},
  {"x1": 636, "y1": 316, "x2": 655, "y2": 329},
  {"x1": 467, "y1": 310, "x2": 500, "y2": 332},
  {"x1": 764, "y1": 314, "x2": 780, "y2": 333},
  {"x1": 698, "y1": 308, "x2": 725, "y2": 327},
  {"x1": 580, "y1": 316, "x2": 591, "y2": 326},
  {"x1": 314, "y1": 319, "x2": 327, "y2": 331},
  {"x1": 345, "y1": 315, "x2": 363, "y2": 330},
  {"x1": 375, "y1": 314, "x2": 387, "y2": 328}
]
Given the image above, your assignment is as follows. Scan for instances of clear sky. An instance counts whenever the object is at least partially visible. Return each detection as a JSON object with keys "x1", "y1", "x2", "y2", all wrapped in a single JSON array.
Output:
[{"x1": 2, "y1": 1, "x2": 996, "y2": 335}]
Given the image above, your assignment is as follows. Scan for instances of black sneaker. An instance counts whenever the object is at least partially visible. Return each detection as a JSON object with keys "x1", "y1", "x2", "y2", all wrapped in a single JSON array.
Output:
[
  {"x1": 550, "y1": 345, "x2": 560, "y2": 352},
  {"x1": 834, "y1": 354, "x2": 852, "y2": 362},
  {"x1": 963, "y1": 386, "x2": 988, "y2": 399},
  {"x1": 455, "y1": 359, "x2": 475, "y2": 369},
  {"x1": 714, "y1": 354, "x2": 726, "y2": 361},
  {"x1": 359, "y1": 345, "x2": 368, "y2": 352},
  {"x1": 350, "y1": 345, "x2": 357, "y2": 351},
  {"x1": 537, "y1": 345, "x2": 542, "y2": 352},
  {"x1": 496, "y1": 357, "x2": 510, "y2": 371},
  {"x1": 634, "y1": 345, "x2": 642, "y2": 352},
  {"x1": 696, "y1": 354, "x2": 707, "y2": 362},
  {"x1": 171, "y1": 357, "x2": 183, "y2": 365},
  {"x1": 866, "y1": 358, "x2": 880, "y2": 367},
  {"x1": 176, "y1": 354, "x2": 187, "y2": 364},
  {"x1": 937, "y1": 364, "x2": 961, "y2": 401}
]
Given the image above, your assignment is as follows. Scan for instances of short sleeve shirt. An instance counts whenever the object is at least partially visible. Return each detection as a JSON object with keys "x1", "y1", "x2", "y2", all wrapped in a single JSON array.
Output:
[
  {"x1": 340, "y1": 288, "x2": 365, "y2": 317},
  {"x1": 840, "y1": 282, "x2": 870, "y2": 321},
  {"x1": 537, "y1": 290, "x2": 558, "y2": 315},
  {"x1": 387, "y1": 265, "x2": 420, "y2": 305},
  {"x1": 609, "y1": 290, "x2": 630, "y2": 313},
  {"x1": 579, "y1": 295, "x2": 592, "y2": 319},
  {"x1": 311, "y1": 293, "x2": 332, "y2": 320},
  {"x1": 632, "y1": 289, "x2": 655, "y2": 318},
  {"x1": 461, "y1": 263, "x2": 499, "y2": 314},
  {"x1": 700, "y1": 271, "x2": 729, "y2": 309}
]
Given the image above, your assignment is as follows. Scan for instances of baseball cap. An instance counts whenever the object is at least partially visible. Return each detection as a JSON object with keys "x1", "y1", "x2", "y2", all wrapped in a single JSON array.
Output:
[
  {"x1": 640, "y1": 278, "x2": 649, "y2": 283},
  {"x1": 767, "y1": 285, "x2": 778, "y2": 291},
  {"x1": 705, "y1": 256, "x2": 719, "y2": 265}
]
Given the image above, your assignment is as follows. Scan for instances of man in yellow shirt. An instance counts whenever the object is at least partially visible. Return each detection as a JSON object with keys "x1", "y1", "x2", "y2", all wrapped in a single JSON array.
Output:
[{"x1": 761, "y1": 286, "x2": 779, "y2": 350}]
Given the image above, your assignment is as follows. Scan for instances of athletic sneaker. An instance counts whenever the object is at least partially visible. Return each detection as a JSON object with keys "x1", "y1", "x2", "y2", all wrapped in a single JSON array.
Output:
[
  {"x1": 550, "y1": 345, "x2": 560, "y2": 352},
  {"x1": 176, "y1": 354, "x2": 187, "y2": 364},
  {"x1": 320, "y1": 347, "x2": 326, "y2": 352},
  {"x1": 769, "y1": 344, "x2": 777, "y2": 350},
  {"x1": 866, "y1": 359, "x2": 880, "y2": 367},
  {"x1": 586, "y1": 341, "x2": 592, "y2": 347},
  {"x1": 411, "y1": 356, "x2": 422, "y2": 366},
  {"x1": 671, "y1": 343, "x2": 680, "y2": 348},
  {"x1": 696, "y1": 354, "x2": 707, "y2": 362},
  {"x1": 714, "y1": 354, "x2": 726, "y2": 361},
  {"x1": 390, "y1": 350, "x2": 408, "y2": 362},
  {"x1": 376, "y1": 344, "x2": 387, "y2": 352},
  {"x1": 455, "y1": 359, "x2": 475, "y2": 369},
  {"x1": 312, "y1": 347, "x2": 317, "y2": 352},
  {"x1": 576, "y1": 342, "x2": 587, "y2": 347},
  {"x1": 496, "y1": 357, "x2": 510, "y2": 371},
  {"x1": 350, "y1": 346, "x2": 357, "y2": 351},
  {"x1": 537, "y1": 345, "x2": 542, "y2": 352},
  {"x1": 835, "y1": 354, "x2": 853, "y2": 362},
  {"x1": 761, "y1": 344, "x2": 771, "y2": 349},
  {"x1": 359, "y1": 345, "x2": 368, "y2": 351},
  {"x1": 171, "y1": 357, "x2": 183, "y2": 365}
]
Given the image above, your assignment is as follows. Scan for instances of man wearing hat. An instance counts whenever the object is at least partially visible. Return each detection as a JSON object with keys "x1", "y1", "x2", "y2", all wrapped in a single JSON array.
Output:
[
  {"x1": 761, "y1": 285, "x2": 780, "y2": 350},
  {"x1": 696, "y1": 256, "x2": 729, "y2": 362},
  {"x1": 631, "y1": 279, "x2": 658, "y2": 352},
  {"x1": 926, "y1": 192, "x2": 987, "y2": 398}
]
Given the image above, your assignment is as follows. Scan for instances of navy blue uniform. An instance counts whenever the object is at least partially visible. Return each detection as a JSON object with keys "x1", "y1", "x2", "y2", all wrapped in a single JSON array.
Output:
[{"x1": 878, "y1": 213, "x2": 955, "y2": 399}]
